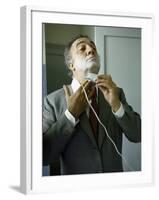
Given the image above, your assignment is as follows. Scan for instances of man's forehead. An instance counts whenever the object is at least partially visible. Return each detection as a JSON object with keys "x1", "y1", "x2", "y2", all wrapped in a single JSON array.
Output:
[{"x1": 71, "y1": 37, "x2": 96, "y2": 48}]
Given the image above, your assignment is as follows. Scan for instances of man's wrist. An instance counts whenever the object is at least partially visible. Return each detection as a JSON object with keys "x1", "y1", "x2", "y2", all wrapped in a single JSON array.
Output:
[
  {"x1": 65, "y1": 109, "x2": 79, "y2": 126},
  {"x1": 112, "y1": 102, "x2": 125, "y2": 118},
  {"x1": 111, "y1": 100, "x2": 121, "y2": 112},
  {"x1": 68, "y1": 105, "x2": 79, "y2": 119}
]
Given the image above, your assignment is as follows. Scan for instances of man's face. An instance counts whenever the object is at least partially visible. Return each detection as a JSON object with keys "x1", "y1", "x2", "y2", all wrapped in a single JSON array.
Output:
[{"x1": 70, "y1": 37, "x2": 100, "y2": 75}]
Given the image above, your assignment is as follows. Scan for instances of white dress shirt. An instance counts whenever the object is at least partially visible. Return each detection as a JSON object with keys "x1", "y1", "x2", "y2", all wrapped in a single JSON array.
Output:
[{"x1": 65, "y1": 78, "x2": 125, "y2": 126}]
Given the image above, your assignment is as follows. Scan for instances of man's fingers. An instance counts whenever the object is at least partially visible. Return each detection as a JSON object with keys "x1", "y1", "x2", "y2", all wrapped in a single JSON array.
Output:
[
  {"x1": 76, "y1": 80, "x2": 95, "y2": 99},
  {"x1": 81, "y1": 79, "x2": 89, "y2": 86},
  {"x1": 96, "y1": 79, "x2": 116, "y2": 89},
  {"x1": 76, "y1": 80, "x2": 89, "y2": 93},
  {"x1": 97, "y1": 74, "x2": 112, "y2": 80},
  {"x1": 96, "y1": 74, "x2": 115, "y2": 88},
  {"x1": 77, "y1": 80, "x2": 94, "y2": 95},
  {"x1": 83, "y1": 81, "x2": 95, "y2": 93}
]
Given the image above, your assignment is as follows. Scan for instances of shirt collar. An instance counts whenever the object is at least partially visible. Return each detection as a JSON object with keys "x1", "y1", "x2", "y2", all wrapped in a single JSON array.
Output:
[
  {"x1": 71, "y1": 78, "x2": 98, "y2": 96},
  {"x1": 71, "y1": 78, "x2": 81, "y2": 93}
]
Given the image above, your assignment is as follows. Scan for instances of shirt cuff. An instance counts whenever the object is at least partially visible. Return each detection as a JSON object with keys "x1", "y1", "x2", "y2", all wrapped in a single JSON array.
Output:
[
  {"x1": 65, "y1": 109, "x2": 79, "y2": 126},
  {"x1": 112, "y1": 102, "x2": 125, "y2": 118}
]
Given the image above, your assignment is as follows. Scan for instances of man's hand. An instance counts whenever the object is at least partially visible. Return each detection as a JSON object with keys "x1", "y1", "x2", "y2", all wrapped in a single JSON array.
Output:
[
  {"x1": 96, "y1": 75, "x2": 121, "y2": 112},
  {"x1": 65, "y1": 80, "x2": 95, "y2": 119}
]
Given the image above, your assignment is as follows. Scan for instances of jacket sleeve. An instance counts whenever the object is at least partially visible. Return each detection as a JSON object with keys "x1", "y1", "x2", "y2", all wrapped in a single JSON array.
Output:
[
  {"x1": 42, "y1": 96, "x2": 75, "y2": 165},
  {"x1": 115, "y1": 88, "x2": 141, "y2": 143}
]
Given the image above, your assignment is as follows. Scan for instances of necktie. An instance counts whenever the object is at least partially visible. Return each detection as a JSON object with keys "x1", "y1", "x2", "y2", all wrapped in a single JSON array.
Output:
[{"x1": 89, "y1": 90, "x2": 98, "y2": 141}]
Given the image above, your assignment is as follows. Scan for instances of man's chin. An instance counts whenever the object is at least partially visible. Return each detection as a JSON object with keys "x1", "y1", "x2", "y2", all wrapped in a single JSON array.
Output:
[
  {"x1": 87, "y1": 64, "x2": 100, "y2": 74},
  {"x1": 87, "y1": 61, "x2": 100, "y2": 71}
]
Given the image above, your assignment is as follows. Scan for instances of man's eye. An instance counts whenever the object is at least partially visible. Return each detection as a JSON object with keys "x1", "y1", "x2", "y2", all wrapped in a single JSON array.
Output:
[
  {"x1": 94, "y1": 48, "x2": 97, "y2": 51},
  {"x1": 92, "y1": 46, "x2": 97, "y2": 52},
  {"x1": 79, "y1": 46, "x2": 85, "y2": 51}
]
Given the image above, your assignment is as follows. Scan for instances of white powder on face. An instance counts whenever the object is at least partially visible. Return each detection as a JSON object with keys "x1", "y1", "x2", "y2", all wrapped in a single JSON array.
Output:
[{"x1": 74, "y1": 56, "x2": 100, "y2": 74}]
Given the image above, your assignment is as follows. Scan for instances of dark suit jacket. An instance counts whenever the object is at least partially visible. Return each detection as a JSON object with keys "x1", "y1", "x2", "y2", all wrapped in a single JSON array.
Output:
[{"x1": 43, "y1": 86, "x2": 141, "y2": 175}]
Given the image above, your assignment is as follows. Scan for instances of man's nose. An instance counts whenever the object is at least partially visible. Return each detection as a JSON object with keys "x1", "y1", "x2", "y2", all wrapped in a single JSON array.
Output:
[{"x1": 86, "y1": 46, "x2": 95, "y2": 56}]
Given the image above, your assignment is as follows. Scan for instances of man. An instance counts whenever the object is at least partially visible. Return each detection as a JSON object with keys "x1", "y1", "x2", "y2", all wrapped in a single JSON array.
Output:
[{"x1": 43, "y1": 35, "x2": 141, "y2": 175}]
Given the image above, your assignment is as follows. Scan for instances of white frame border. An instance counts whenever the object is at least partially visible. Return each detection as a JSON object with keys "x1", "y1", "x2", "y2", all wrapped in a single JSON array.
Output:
[{"x1": 20, "y1": 6, "x2": 154, "y2": 194}]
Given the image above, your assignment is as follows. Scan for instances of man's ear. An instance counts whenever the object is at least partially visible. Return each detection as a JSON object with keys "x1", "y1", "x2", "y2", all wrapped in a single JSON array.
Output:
[{"x1": 69, "y1": 63, "x2": 75, "y2": 71}]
